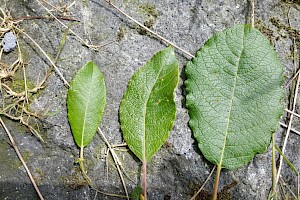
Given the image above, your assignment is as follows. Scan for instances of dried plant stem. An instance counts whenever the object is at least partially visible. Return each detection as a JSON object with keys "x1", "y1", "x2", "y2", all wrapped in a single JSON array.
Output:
[
  {"x1": 250, "y1": 0, "x2": 255, "y2": 28},
  {"x1": 12, "y1": 15, "x2": 80, "y2": 22},
  {"x1": 212, "y1": 165, "x2": 221, "y2": 200},
  {"x1": 285, "y1": 109, "x2": 300, "y2": 118},
  {"x1": 103, "y1": 0, "x2": 194, "y2": 59},
  {"x1": 271, "y1": 133, "x2": 277, "y2": 199},
  {"x1": 297, "y1": 175, "x2": 300, "y2": 199},
  {"x1": 98, "y1": 127, "x2": 129, "y2": 200},
  {"x1": 35, "y1": 0, "x2": 105, "y2": 51},
  {"x1": 14, "y1": 26, "x2": 70, "y2": 87},
  {"x1": 0, "y1": 117, "x2": 44, "y2": 200},
  {"x1": 276, "y1": 38, "x2": 299, "y2": 185},
  {"x1": 190, "y1": 165, "x2": 216, "y2": 200},
  {"x1": 15, "y1": 37, "x2": 29, "y2": 103},
  {"x1": 286, "y1": 69, "x2": 300, "y2": 88},
  {"x1": 279, "y1": 121, "x2": 300, "y2": 136},
  {"x1": 77, "y1": 137, "x2": 128, "y2": 198},
  {"x1": 2, "y1": 112, "x2": 44, "y2": 142}
]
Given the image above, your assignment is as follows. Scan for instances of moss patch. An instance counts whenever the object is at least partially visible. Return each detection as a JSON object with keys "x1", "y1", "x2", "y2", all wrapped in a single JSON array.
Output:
[
  {"x1": 117, "y1": 25, "x2": 127, "y2": 42},
  {"x1": 11, "y1": 77, "x2": 35, "y2": 93},
  {"x1": 269, "y1": 17, "x2": 300, "y2": 58},
  {"x1": 254, "y1": 20, "x2": 275, "y2": 44},
  {"x1": 139, "y1": 3, "x2": 158, "y2": 18},
  {"x1": 270, "y1": 17, "x2": 300, "y2": 40},
  {"x1": 61, "y1": 166, "x2": 88, "y2": 189},
  {"x1": 0, "y1": 142, "x2": 19, "y2": 174},
  {"x1": 281, "y1": 0, "x2": 300, "y2": 6},
  {"x1": 0, "y1": 141, "x2": 32, "y2": 176}
]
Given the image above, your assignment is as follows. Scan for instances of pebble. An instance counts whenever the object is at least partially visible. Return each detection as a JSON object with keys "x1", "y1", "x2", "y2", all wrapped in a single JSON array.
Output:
[{"x1": 2, "y1": 32, "x2": 17, "y2": 53}]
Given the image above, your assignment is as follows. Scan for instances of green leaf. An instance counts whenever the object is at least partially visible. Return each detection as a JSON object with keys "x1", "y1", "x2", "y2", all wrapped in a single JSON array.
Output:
[
  {"x1": 120, "y1": 47, "x2": 179, "y2": 162},
  {"x1": 131, "y1": 185, "x2": 143, "y2": 200},
  {"x1": 185, "y1": 25, "x2": 285, "y2": 169},
  {"x1": 67, "y1": 61, "x2": 106, "y2": 147}
]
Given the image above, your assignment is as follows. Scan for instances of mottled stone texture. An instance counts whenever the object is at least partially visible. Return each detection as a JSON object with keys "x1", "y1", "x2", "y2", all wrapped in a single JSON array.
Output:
[{"x1": 0, "y1": 0, "x2": 299, "y2": 199}]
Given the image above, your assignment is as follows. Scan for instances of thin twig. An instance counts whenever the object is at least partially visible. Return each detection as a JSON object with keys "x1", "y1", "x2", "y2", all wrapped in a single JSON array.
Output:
[
  {"x1": 14, "y1": 26, "x2": 70, "y2": 87},
  {"x1": 285, "y1": 13, "x2": 299, "y2": 88},
  {"x1": 285, "y1": 109, "x2": 300, "y2": 118},
  {"x1": 279, "y1": 121, "x2": 300, "y2": 136},
  {"x1": 285, "y1": 69, "x2": 300, "y2": 88},
  {"x1": 276, "y1": 38, "x2": 299, "y2": 184},
  {"x1": 297, "y1": 176, "x2": 300, "y2": 199},
  {"x1": 12, "y1": 16, "x2": 80, "y2": 22},
  {"x1": 98, "y1": 127, "x2": 129, "y2": 200},
  {"x1": 271, "y1": 133, "x2": 277, "y2": 199},
  {"x1": 2, "y1": 112, "x2": 44, "y2": 142},
  {"x1": 280, "y1": 177, "x2": 299, "y2": 200},
  {"x1": 190, "y1": 165, "x2": 216, "y2": 200},
  {"x1": 35, "y1": 0, "x2": 105, "y2": 51},
  {"x1": 0, "y1": 117, "x2": 44, "y2": 200},
  {"x1": 103, "y1": 0, "x2": 194, "y2": 59}
]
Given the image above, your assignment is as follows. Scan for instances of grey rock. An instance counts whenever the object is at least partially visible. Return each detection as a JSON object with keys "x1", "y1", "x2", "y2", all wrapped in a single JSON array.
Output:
[
  {"x1": 0, "y1": 0, "x2": 299, "y2": 199},
  {"x1": 2, "y1": 32, "x2": 17, "y2": 52}
]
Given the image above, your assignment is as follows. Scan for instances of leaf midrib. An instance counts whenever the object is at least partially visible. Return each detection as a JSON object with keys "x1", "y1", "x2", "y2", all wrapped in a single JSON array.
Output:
[
  {"x1": 81, "y1": 70, "x2": 94, "y2": 147},
  {"x1": 218, "y1": 31, "x2": 245, "y2": 167},
  {"x1": 142, "y1": 60, "x2": 165, "y2": 162}
]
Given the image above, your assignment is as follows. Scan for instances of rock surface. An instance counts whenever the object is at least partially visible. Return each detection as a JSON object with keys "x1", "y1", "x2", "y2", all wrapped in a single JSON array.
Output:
[{"x1": 0, "y1": 0, "x2": 299, "y2": 199}]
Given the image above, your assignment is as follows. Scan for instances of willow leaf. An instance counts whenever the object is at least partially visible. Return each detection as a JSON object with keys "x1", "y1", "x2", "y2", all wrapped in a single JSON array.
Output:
[
  {"x1": 120, "y1": 46, "x2": 179, "y2": 162},
  {"x1": 185, "y1": 25, "x2": 285, "y2": 169},
  {"x1": 67, "y1": 61, "x2": 106, "y2": 148}
]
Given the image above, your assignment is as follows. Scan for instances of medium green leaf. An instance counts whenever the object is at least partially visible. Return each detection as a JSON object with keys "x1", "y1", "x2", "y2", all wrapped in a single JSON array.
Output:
[
  {"x1": 67, "y1": 61, "x2": 106, "y2": 147},
  {"x1": 120, "y1": 47, "x2": 179, "y2": 162},
  {"x1": 185, "y1": 25, "x2": 285, "y2": 169}
]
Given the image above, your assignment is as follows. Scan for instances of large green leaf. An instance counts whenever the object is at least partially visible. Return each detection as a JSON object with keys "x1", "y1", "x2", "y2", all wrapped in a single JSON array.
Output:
[
  {"x1": 67, "y1": 61, "x2": 106, "y2": 148},
  {"x1": 120, "y1": 47, "x2": 179, "y2": 162},
  {"x1": 185, "y1": 25, "x2": 285, "y2": 169}
]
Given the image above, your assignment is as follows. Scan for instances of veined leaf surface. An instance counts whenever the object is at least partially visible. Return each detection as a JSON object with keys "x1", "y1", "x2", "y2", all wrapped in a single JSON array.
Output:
[
  {"x1": 120, "y1": 47, "x2": 179, "y2": 162},
  {"x1": 67, "y1": 61, "x2": 106, "y2": 147},
  {"x1": 185, "y1": 25, "x2": 285, "y2": 169}
]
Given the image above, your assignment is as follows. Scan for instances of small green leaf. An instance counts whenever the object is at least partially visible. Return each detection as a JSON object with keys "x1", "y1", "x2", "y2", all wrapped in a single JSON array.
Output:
[
  {"x1": 120, "y1": 47, "x2": 179, "y2": 162},
  {"x1": 185, "y1": 25, "x2": 285, "y2": 169},
  {"x1": 131, "y1": 185, "x2": 143, "y2": 200},
  {"x1": 67, "y1": 61, "x2": 106, "y2": 147}
]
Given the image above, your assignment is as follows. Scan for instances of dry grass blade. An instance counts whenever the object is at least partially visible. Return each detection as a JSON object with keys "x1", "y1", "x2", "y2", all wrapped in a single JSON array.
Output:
[
  {"x1": 0, "y1": 117, "x2": 44, "y2": 200},
  {"x1": 14, "y1": 27, "x2": 70, "y2": 87},
  {"x1": 190, "y1": 165, "x2": 216, "y2": 200},
  {"x1": 285, "y1": 69, "x2": 300, "y2": 88},
  {"x1": 285, "y1": 109, "x2": 300, "y2": 118},
  {"x1": 275, "y1": 145, "x2": 299, "y2": 176},
  {"x1": 98, "y1": 127, "x2": 129, "y2": 200},
  {"x1": 103, "y1": 0, "x2": 194, "y2": 59},
  {"x1": 279, "y1": 122, "x2": 300, "y2": 136},
  {"x1": 0, "y1": 10, "x2": 51, "y2": 142},
  {"x1": 276, "y1": 38, "x2": 299, "y2": 187},
  {"x1": 279, "y1": 177, "x2": 299, "y2": 200},
  {"x1": 35, "y1": 0, "x2": 111, "y2": 51},
  {"x1": 250, "y1": 0, "x2": 255, "y2": 28}
]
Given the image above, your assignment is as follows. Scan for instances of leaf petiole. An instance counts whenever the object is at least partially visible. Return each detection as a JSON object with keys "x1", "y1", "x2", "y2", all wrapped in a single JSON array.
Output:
[
  {"x1": 212, "y1": 165, "x2": 221, "y2": 200},
  {"x1": 142, "y1": 161, "x2": 147, "y2": 200}
]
